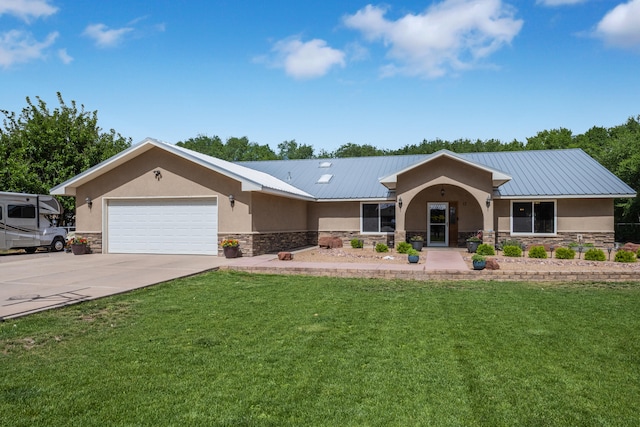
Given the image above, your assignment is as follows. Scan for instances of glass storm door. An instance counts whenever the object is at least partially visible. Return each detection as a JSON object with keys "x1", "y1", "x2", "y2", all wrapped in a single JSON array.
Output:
[{"x1": 428, "y1": 202, "x2": 448, "y2": 247}]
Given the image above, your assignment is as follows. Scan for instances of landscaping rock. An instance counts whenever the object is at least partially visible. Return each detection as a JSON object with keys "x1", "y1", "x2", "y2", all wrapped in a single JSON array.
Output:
[
  {"x1": 485, "y1": 258, "x2": 500, "y2": 270},
  {"x1": 622, "y1": 242, "x2": 640, "y2": 253},
  {"x1": 319, "y1": 237, "x2": 343, "y2": 249},
  {"x1": 278, "y1": 252, "x2": 293, "y2": 261}
]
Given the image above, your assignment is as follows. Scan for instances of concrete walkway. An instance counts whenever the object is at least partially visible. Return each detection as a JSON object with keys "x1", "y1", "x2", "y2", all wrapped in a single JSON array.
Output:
[{"x1": 0, "y1": 249, "x2": 468, "y2": 320}]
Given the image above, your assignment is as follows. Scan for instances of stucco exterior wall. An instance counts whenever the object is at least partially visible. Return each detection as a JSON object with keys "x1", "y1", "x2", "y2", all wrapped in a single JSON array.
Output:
[
  {"x1": 250, "y1": 192, "x2": 308, "y2": 232},
  {"x1": 495, "y1": 198, "x2": 614, "y2": 235},
  {"x1": 307, "y1": 201, "x2": 360, "y2": 232},
  {"x1": 75, "y1": 147, "x2": 251, "y2": 234}
]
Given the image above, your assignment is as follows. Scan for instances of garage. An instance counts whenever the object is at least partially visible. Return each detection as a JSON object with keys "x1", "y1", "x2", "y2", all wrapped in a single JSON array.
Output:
[{"x1": 107, "y1": 198, "x2": 218, "y2": 255}]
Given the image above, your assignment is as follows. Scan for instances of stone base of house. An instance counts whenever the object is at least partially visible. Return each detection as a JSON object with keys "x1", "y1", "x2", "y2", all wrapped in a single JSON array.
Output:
[
  {"x1": 495, "y1": 231, "x2": 615, "y2": 248},
  {"x1": 319, "y1": 231, "x2": 395, "y2": 249},
  {"x1": 218, "y1": 231, "x2": 317, "y2": 257},
  {"x1": 76, "y1": 232, "x2": 102, "y2": 253}
]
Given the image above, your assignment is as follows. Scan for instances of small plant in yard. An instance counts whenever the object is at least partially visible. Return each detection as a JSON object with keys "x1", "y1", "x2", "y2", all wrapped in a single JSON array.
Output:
[
  {"x1": 528, "y1": 246, "x2": 547, "y2": 259},
  {"x1": 615, "y1": 249, "x2": 637, "y2": 263},
  {"x1": 466, "y1": 235, "x2": 481, "y2": 243},
  {"x1": 375, "y1": 243, "x2": 389, "y2": 253},
  {"x1": 555, "y1": 247, "x2": 575, "y2": 259},
  {"x1": 476, "y1": 243, "x2": 495, "y2": 256},
  {"x1": 502, "y1": 245, "x2": 522, "y2": 257},
  {"x1": 220, "y1": 239, "x2": 239, "y2": 247},
  {"x1": 410, "y1": 235, "x2": 424, "y2": 242},
  {"x1": 584, "y1": 248, "x2": 606, "y2": 261},
  {"x1": 471, "y1": 253, "x2": 487, "y2": 262},
  {"x1": 396, "y1": 241, "x2": 412, "y2": 254},
  {"x1": 350, "y1": 238, "x2": 364, "y2": 249},
  {"x1": 407, "y1": 248, "x2": 419, "y2": 256}
]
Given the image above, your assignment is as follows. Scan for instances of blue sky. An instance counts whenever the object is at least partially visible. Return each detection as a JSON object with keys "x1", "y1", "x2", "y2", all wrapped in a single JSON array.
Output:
[{"x1": 1, "y1": 0, "x2": 639, "y2": 153}]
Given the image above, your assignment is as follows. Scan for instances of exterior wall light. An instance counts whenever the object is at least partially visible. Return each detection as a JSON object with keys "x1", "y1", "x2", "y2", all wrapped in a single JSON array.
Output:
[
  {"x1": 398, "y1": 197, "x2": 403, "y2": 209},
  {"x1": 229, "y1": 194, "x2": 235, "y2": 208},
  {"x1": 440, "y1": 186, "x2": 445, "y2": 197},
  {"x1": 85, "y1": 197, "x2": 93, "y2": 209},
  {"x1": 154, "y1": 170, "x2": 162, "y2": 180},
  {"x1": 486, "y1": 195, "x2": 492, "y2": 208}
]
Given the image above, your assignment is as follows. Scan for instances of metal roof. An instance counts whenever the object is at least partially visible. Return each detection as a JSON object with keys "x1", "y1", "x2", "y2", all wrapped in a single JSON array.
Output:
[{"x1": 240, "y1": 149, "x2": 636, "y2": 200}]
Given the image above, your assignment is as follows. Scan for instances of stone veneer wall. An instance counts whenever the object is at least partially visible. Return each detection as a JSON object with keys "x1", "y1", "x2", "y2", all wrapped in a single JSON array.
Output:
[
  {"x1": 318, "y1": 231, "x2": 395, "y2": 249},
  {"x1": 219, "y1": 231, "x2": 316, "y2": 257},
  {"x1": 77, "y1": 232, "x2": 102, "y2": 253},
  {"x1": 495, "y1": 232, "x2": 615, "y2": 249}
]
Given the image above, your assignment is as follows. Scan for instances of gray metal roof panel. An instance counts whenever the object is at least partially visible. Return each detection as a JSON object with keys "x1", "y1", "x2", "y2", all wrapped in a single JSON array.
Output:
[{"x1": 239, "y1": 149, "x2": 636, "y2": 199}]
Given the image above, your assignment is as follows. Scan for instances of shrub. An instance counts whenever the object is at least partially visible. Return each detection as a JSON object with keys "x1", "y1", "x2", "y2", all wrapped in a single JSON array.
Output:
[
  {"x1": 476, "y1": 244, "x2": 495, "y2": 256},
  {"x1": 350, "y1": 238, "x2": 364, "y2": 249},
  {"x1": 555, "y1": 247, "x2": 575, "y2": 260},
  {"x1": 503, "y1": 245, "x2": 522, "y2": 257},
  {"x1": 471, "y1": 253, "x2": 486, "y2": 262},
  {"x1": 615, "y1": 250, "x2": 637, "y2": 263},
  {"x1": 500, "y1": 239, "x2": 521, "y2": 248},
  {"x1": 584, "y1": 248, "x2": 606, "y2": 261},
  {"x1": 396, "y1": 241, "x2": 412, "y2": 254},
  {"x1": 528, "y1": 246, "x2": 547, "y2": 259},
  {"x1": 375, "y1": 243, "x2": 389, "y2": 253},
  {"x1": 407, "y1": 248, "x2": 419, "y2": 257}
]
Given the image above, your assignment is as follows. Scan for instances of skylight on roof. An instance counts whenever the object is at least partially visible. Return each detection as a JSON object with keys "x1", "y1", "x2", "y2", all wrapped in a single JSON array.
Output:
[
  {"x1": 317, "y1": 174, "x2": 333, "y2": 184},
  {"x1": 319, "y1": 161, "x2": 332, "y2": 168}
]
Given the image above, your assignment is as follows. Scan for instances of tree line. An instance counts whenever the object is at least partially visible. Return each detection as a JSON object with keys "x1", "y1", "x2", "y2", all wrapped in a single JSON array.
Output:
[{"x1": 1, "y1": 94, "x2": 638, "y2": 225}]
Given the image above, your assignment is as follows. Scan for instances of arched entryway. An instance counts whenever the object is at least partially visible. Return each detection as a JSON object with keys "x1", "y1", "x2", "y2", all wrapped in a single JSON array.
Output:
[{"x1": 399, "y1": 183, "x2": 486, "y2": 248}]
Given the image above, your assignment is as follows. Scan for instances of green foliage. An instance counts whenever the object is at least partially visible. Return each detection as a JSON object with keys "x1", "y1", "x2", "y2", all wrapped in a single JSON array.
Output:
[
  {"x1": 584, "y1": 248, "x2": 606, "y2": 262},
  {"x1": 503, "y1": 245, "x2": 522, "y2": 257},
  {"x1": 333, "y1": 142, "x2": 387, "y2": 158},
  {"x1": 375, "y1": 243, "x2": 389, "y2": 253},
  {"x1": 476, "y1": 244, "x2": 495, "y2": 256},
  {"x1": 614, "y1": 250, "x2": 637, "y2": 263},
  {"x1": 396, "y1": 241, "x2": 412, "y2": 254},
  {"x1": 528, "y1": 246, "x2": 548, "y2": 259},
  {"x1": 0, "y1": 93, "x2": 131, "y2": 223},
  {"x1": 277, "y1": 139, "x2": 314, "y2": 159},
  {"x1": 555, "y1": 247, "x2": 576, "y2": 260},
  {"x1": 350, "y1": 238, "x2": 364, "y2": 249},
  {"x1": 407, "y1": 248, "x2": 419, "y2": 256},
  {"x1": 176, "y1": 135, "x2": 277, "y2": 161},
  {"x1": 500, "y1": 239, "x2": 521, "y2": 248},
  {"x1": 471, "y1": 253, "x2": 487, "y2": 262}
]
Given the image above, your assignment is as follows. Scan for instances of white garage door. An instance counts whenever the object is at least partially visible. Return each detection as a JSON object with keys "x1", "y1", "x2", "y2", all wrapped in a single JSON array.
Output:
[{"x1": 107, "y1": 198, "x2": 218, "y2": 255}]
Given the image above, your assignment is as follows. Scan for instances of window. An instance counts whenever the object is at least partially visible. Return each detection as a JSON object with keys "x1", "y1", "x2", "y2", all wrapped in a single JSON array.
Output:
[
  {"x1": 362, "y1": 203, "x2": 395, "y2": 233},
  {"x1": 512, "y1": 201, "x2": 555, "y2": 234},
  {"x1": 8, "y1": 204, "x2": 36, "y2": 219}
]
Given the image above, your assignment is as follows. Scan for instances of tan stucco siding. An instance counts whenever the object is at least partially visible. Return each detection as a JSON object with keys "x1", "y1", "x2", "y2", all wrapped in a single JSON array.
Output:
[
  {"x1": 397, "y1": 157, "x2": 494, "y2": 233},
  {"x1": 495, "y1": 198, "x2": 614, "y2": 233},
  {"x1": 75, "y1": 147, "x2": 251, "y2": 233},
  {"x1": 250, "y1": 192, "x2": 308, "y2": 232},
  {"x1": 308, "y1": 201, "x2": 360, "y2": 232},
  {"x1": 558, "y1": 198, "x2": 613, "y2": 232}
]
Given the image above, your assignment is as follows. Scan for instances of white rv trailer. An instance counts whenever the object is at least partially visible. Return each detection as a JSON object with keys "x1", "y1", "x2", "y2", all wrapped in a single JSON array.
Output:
[{"x1": 0, "y1": 191, "x2": 67, "y2": 253}]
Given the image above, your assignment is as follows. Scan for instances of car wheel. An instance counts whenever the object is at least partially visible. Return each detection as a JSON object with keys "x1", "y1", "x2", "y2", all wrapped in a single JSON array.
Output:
[{"x1": 51, "y1": 236, "x2": 65, "y2": 252}]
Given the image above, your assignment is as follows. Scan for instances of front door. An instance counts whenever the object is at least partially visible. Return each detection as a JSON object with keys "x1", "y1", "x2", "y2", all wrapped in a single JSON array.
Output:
[{"x1": 428, "y1": 202, "x2": 448, "y2": 247}]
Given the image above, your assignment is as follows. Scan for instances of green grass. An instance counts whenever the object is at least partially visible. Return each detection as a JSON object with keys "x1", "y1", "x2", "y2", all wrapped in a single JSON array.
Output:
[{"x1": 2, "y1": 272, "x2": 640, "y2": 426}]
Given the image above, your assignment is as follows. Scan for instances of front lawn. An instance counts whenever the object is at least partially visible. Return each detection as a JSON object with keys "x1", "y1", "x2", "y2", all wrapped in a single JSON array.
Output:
[{"x1": 1, "y1": 272, "x2": 639, "y2": 426}]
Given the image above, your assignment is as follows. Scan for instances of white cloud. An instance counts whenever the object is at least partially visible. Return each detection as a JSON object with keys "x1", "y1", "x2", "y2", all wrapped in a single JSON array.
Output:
[
  {"x1": 83, "y1": 23, "x2": 133, "y2": 48},
  {"x1": 536, "y1": 0, "x2": 587, "y2": 6},
  {"x1": 0, "y1": 29, "x2": 57, "y2": 68},
  {"x1": 594, "y1": 0, "x2": 640, "y2": 48},
  {"x1": 58, "y1": 48, "x2": 72, "y2": 64},
  {"x1": 0, "y1": 0, "x2": 57, "y2": 22},
  {"x1": 269, "y1": 37, "x2": 345, "y2": 79},
  {"x1": 343, "y1": 0, "x2": 523, "y2": 78}
]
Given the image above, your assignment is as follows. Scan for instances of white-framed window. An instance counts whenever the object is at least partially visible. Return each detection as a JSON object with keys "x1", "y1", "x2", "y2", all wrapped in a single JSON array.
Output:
[
  {"x1": 511, "y1": 200, "x2": 556, "y2": 235},
  {"x1": 361, "y1": 202, "x2": 396, "y2": 233}
]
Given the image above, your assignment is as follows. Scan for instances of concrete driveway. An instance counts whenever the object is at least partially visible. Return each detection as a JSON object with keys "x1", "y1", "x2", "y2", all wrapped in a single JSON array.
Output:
[{"x1": 0, "y1": 251, "x2": 226, "y2": 320}]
